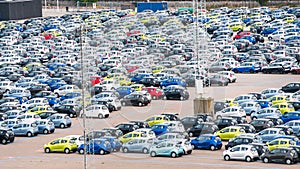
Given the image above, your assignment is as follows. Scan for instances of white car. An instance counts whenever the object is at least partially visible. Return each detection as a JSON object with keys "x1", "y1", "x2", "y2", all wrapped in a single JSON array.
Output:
[
  {"x1": 217, "y1": 71, "x2": 237, "y2": 83},
  {"x1": 64, "y1": 135, "x2": 84, "y2": 147},
  {"x1": 223, "y1": 145, "x2": 259, "y2": 162},
  {"x1": 134, "y1": 128, "x2": 156, "y2": 138},
  {"x1": 162, "y1": 121, "x2": 185, "y2": 133},
  {"x1": 177, "y1": 139, "x2": 193, "y2": 155},
  {"x1": 98, "y1": 79, "x2": 120, "y2": 91},
  {"x1": 53, "y1": 85, "x2": 80, "y2": 97},
  {"x1": 97, "y1": 97, "x2": 122, "y2": 111},
  {"x1": 81, "y1": 104, "x2": 110, "y2": 119},
  {"x1": 16, "y1": 113, "x2": 41, "y2": 123},
  {"x1": 0, "y1": 81, "x2": 15, "y2": 92},
  {"x1": 21, "y1": 98, "x2": 49, "y2": 110},
  {"x1": 216, "y1": 106, "x2": 246, "y2": 119}
]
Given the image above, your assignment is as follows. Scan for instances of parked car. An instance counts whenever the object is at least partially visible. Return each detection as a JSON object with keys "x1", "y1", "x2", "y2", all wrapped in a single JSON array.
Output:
[
  {"x1": 261, "y1": 147, "x2": 298, "y2": 164},
  {"x1": 80, "y1": 104, "x2": 109, "y2": 119},
  {"x1": 35, "y1": 119, "x2": 55, "y2": 134},
  {"x1": 122, "y1": 138, "x2": 155, "y2": 154},
  {"x1": 240, "y1": 101, "x2": 261, "y2": 116},
  {"x1": 120, "y1": 93, "x2": 149, "y2": 106},
  {"x1": 256, "y1": 128, "x2": 286, "y2": 143},
  {"x1": 225, "y1": 136, "x2": 254, "y2": 150},
  {"x1": 163, "y1": 85, "x2": 189, "y2": 100},
  {"x1": 12, "y1": 121, "x2": 39, "y2": 137},
  {"x1": 115, "y1": 122, "x2": 138, "y2": 135},
  {"x1": 214, "y1": 126, "x2": 246, "y2": 141},
  {"x1": 0, "y1": 128, "x2": 14, "y2": 144},
  {"x1": 78, "y1": 139, "x2": 112, "y2": 155},
  {"x1": 47, "y1": 114, "x2": 71, "y2": 129},
  {"x1": 250, "y1": 118, "x2": 274, "y2": 132},
  {"x1": 149, "y1": 141, "x2": 184, "y2": 158},
  {"x1": 44, "y1": 137, "x2": 78, "y2": 154},
  {"x1": 223, "y1": 145, "x2": 259, "y2": 162},
  {"x1": 214, "y1": 117, "x2": 238, "y2": 130},
  {"x1": 190, "y1": 134, "x2": 222, "y2": 151},
  {"x1": 186, "y1": 122, "x2": 219, "y2": 137},
  {"x1": 251, "y1": 107, "x2": 281, "y2": 120},
  {"x1": 216, "y1": 106, "x2": 246, "y2": 119},
  {"x1": 280, "y1": 111, "x2": 300, "y2": 123}
]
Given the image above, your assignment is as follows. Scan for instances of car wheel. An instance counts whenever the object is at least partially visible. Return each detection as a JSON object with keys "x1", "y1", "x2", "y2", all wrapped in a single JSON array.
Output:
[
  {"x1": 286, "y1": 158, "x2": 292, "y2": 165},
  {"x1": 43, "y1": 129, "x2": 49, "y2": 134},
  {"x1": 224, "y1": 155, "x2": 230, "y2": 161},
  {"x1": 191, "y1": 145, "x2": 195, "y2": 149},
  {"x1": 250, "y1": 69, "x2": 254, "y2": 73},
  {"x1": 171, "y1": 152, "x2": 177, "y2": 158},
  {"x1": 113, "y1": 106, "x2": 116, "y2": 111},
  {"x1": 245, "y1": 156, "x2": 252, "y2": 162},
  {"x1": 44, "y1": 147, "x2": 50, "y2": 153},
  {"x1": 123, "y1": 147, "x2": 129, "y2": 153},
  {"x1": 1, "y1": 139, "x2": 7, "y2": 144},
  {"x1": 138, "y1": 102, "x2": 143, "y2": 107},
  {"x1": 252, "y1": 116, "x2": 257, "y2": 120},
  {"x1": 163, "y1": 96, "x2": 167, "y2": 100},
  {"x1": 55, "y1": 93, "x2": 59, "y2": 97},
  {"x1": 99, "y1": 149, "x2": 105, "y2": 155},
  {"x1": 188, "y1": 132, "x2": 193, "y2": 137},
  {"x1": 291, "y1": 70, "x2": 297, "y2": 74},
  {"x1": 263, "y1": 157, "x2": 269, "y2": 163},
  {"x1": 142, "y1": 148, "x2": 148, "y2": 154},
  {"x1": 121, "y1": 102, "x2": 126, "y2": 106},
  {"x1": 27, "y1": 132, "x2": 33, "y2": 137},
  {"x1": 150, "y1": 151, "x2": 156, "y2": 157},
  {"x1": 69, "y1": 113, "x2": 74, "y2": 118},
  {"x1": 98, "y1": 114, "x2": 103, "y2": 119},
  {"x1": 180, "y1": 96, "x2": 184, "y2": 101},
  {"x1": 152, "y1": 96, "x2": 157, "y2": 100},
  {"x1": 60, "y1": 123, "x2": 65, "y2": 129},
  {"x1": 64, "y1": 148, "x2": 70, "y2": 154},
  {"x1": 210, "y1": 145, "x2": 215, "y2": 151},
  {"x1": 79, "y1": 149, "x2": 84, "y2": 154}
]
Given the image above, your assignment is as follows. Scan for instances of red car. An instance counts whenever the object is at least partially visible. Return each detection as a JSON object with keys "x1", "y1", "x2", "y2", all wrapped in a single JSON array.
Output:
[
  {"x1": 90, "y1": 76, "x2": 103, "y2": 86},
  {"x1": 43, "y1": 33, "x2": 55, "y2": 40},
  {"x1": 291, "y1": 66, "x2": 300, "y2": 74},
  {"x1": 125, "y1": 65, "x2": 139, "y2": 73},
  {"x1": 142, "y1": 87, "x2": 164, "y2": 100},
  {"x1": 233, "y1": 31, "x2": 251, "y2": 40}
]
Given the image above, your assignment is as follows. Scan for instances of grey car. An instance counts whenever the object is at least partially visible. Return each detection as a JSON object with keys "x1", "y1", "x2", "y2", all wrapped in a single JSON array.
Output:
[
  {"x1": 47, "y1": 114, "x2": 72, "y2": 129},
  {"x1": 122, "y1": 138, "x2": 156, "y2": 154},
  {"x1": 250, "y1": 107, "x2": 281, "y2": 120},
  {"x1": 240, "y1": 101, "x2": 261, "y2": 116},
  {"x1": 35, "y1": 119, "x2": 55, "y2": 134},
  {"x1": 208, "y1": 74, "x2": 229, "y2": 86},
  {"x1": 12, "y1": 122, "x2": 39, "y2": 137}
]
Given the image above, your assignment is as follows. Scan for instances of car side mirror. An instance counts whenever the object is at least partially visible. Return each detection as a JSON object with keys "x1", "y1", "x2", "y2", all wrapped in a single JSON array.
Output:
[
  {"x1": 230, "y1": 149, "x2": 234, "y2": 152},
  {"x1": 156, "y1": 145, "x2": 160, "y2": 148}
]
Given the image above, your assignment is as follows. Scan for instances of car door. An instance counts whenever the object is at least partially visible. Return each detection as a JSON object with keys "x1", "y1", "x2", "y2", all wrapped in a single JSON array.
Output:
[
  {"x1": 128, "y1": 139, "x2": 139, "y2": 152},
  {"x1": 12, "y1": 124, "x2": 22, "y2": 135},
  {"x1": 50, "y1": 139, "x2": 61, "y2": 151},
  {"x1": 229, "y1": 146, "x2": 241, "y2": 159}
]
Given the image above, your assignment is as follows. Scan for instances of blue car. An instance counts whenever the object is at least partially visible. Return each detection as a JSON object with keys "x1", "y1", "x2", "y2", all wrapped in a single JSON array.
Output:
[
  {"x1": 231, "y1": 62, "x2": 260, "y2": 73},
  {"x1": 261, "y1": 27, "x2": 278, "y2": 36},
  {"x1": 285, "y1": 35, "x2": 300, "y2": 43},
  {"x1": 151, "y1": 124, "x2": 169, "y2": 136},
  {"x1": 131, "y1": 73, "x2": 152, "y2": 83},
  {"x1": 35, "y1": 119, "x2": 55, "y2": 134},
  {"x1": 43, "y1": 78, "x2": 64, "y2": 87},
  {"x1": 190, "y1": 134, "x2": 222, "y2": 151},
  {"x1": 240, "y1": 36, "x2": 257, "y2": 44},
  {"x1": 255, "y1": 100, "x2": 271, "y2": 109},
  {"x1": 47, "y1": 63, "x2": 66, "y2": 71},
  {"x1": 50, "y1": 82, "x2": 67, "y2": 91},
  {"x1": 160, "y1": 77, "x2": 187, "y2": 88},
  {"x1": 102, "y1": 136, "x2": 122, "y2": 152},
  {"x1": 60, "y1": 92, "x2": 81, "y2": 101},
  {"x1": 280, "y1": 111, "x2": 300, "y2": 123},
  {"x1": 116, "y1": 86, "x2": 135, "y2": 98},
  {"x1": 77, "y1": 139, "x2": 112, "y2": 155},
  {"x1": 47, "y1": 114, "x2": 72, "y2": 129},
  {"x1": 12, "y1": 122, "x2": 39, "y2": 137},
  {"x1": 44, "y1": 95, "x2": 60, "y2": 106}
]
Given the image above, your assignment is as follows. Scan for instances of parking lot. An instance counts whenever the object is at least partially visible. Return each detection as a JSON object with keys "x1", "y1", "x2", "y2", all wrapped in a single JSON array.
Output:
[{"x1": 0, "y1": 74, "x2": 299, "y2": 169}]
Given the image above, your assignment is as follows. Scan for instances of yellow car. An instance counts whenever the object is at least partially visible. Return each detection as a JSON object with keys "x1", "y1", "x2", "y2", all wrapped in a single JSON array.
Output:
[
  {"x1": 103, "y1": 73, "x2": 123, "y2": 80},
  {"x1": 117, "y1": 76, "x2": 132, "y2": 86},
  {"x1": 214, "y1": 126, "x2": 245, "y2": 141},
  {"x1": 26, "y1": 106, "x2": 53, "y2": 115},
  {"x1": 229, "y1": 22, "x2": 245, "y2": 31},
  {"x1": 119, "y1": 131, "x2": 146, "y2": 144},
  {"x1": 267, "y1": 138, "x2": 295, "y2": 151},
  {"x1": 131, "y1": 84, "x2": 145, "y2": 91},
  {"x1": 44, "y1": 138, "x2": 78, "y2": 154},
  {"x1": 145, "y1": 115, "x2": 169, "y2": 127},
  {"x1": 283, "y1": 17, "x2": 294, "y2": 23},
  {"x1": 151, "y1": 66, "x2": 164, "y2": 74},
  {"x1": 272, "y1": 102, "x2": 295, "y2": 114},
  {"x1": 269, "y1": 95, "x2": 288, "y2": 105},
  {"x1": 225, "y1": 99, "x2": 238, "y2": 107}
]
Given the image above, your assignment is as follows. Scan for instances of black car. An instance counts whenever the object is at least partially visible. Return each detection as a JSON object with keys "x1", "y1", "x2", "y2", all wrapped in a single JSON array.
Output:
[
  {"x1": 250, "y1": 118, "x2": 274, "y2": 132},
  {"x1": 250, "y1": 143, "x2": 268, "y2": 156},
  {"x1": 248, "y1": 92, "x2": 266, "y2": 100},
  {"x1": 115, "y1": 122, "x2": 138, "y2": 135},
  {"x1": 90, "y1": 86, "x2": 104, "y2": 96},
  {"x1": 289, "y1": 145, "x2": 300, "y2": 162},
  {"x1": 102, "y1": 127, "x2": 123, "y2": 138},
  {"x1": 38, "y1": 111, "x2": 57, "y2": 119},
  {"x1": 121, "y1": 93, "x2": 149, "y2": 107},
  {"x1": 7, "y1": 74, "x2": 22, "y2": 82},
  {"x1": 214, "y1": 117, "x2": 237, "y2": 130},
  {"x1": 28, "y1": 84, "x2": 51, "y2": 96},
  {"x1": 181, "y1": 116, "x2": 203, "y2": 130},
  {"x1": 136, "y1": 77, "x2": 160, "y2": 87},
  {"x1": 261, "y1": 147, "x2": 298, "y2": 164},
  {"x1": 264, "y1": 116, "x2": 284, "y2": 126},
  {"x1": 186, "y1": 122, "x2": 219, "y2": 137},
  {"x1": 194, "y1": 113, "x2": 213, "y2": 122},
  {"x1": 288, "y1": 101, "x2": 300, "y2": 111},
  {"x1": 129, "y1": 120, "x2": 149, "y2": 129},
  {"x1": 163, "y1": 87, "x2": 189, "y2": 100},
  {"x1": 0, "y1": 128, "x2": 14, "y2": 144},
  {"x1": 214, "y1": 101, "x2": 229, "y2": 113},
  {"x1": 236, "y1": 123, "x2": 256, "y2": 133},
  {"x1": 161, "y1": 113, "x2": 180, "y2": 121},
  {"x1": 225, "y1": 136, "x2": 254, "y2": 150},
  {"x1": 53, "y1": 104, "x2": 80, "y2": 118},
  {"x1": 281, "y1": 82, "x2": 300, "y2": 93},
  {"x1": 86, "y1": 130, "x2": 112, "y2": 141},
  {"x1": 228, "y1": 115, "x2": 247, "y2": 124},
  {"x1": 31, "y1": 91, "x2": 54, "y2": 98}
]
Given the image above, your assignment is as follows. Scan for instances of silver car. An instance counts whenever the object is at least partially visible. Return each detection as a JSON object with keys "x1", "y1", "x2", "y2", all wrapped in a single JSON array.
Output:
[
  {"x1": 35, "y1": 119, "x2": 55, "y2": 134},
  {"x1": 250, "y1": 107, "x2": 281, "y2": 120},
  {"x1": 48, "y1": 114, "x2": 72, "y2": 129},
  {"x1": 239, "y1": 101, "x2": 261, "y2": 116},
  {"x1": 12, "y1": 122, "x2": 39, "y2": 137},
  {"x1": 122, "y1": 138, "x2": 156, "y2": 154}
]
